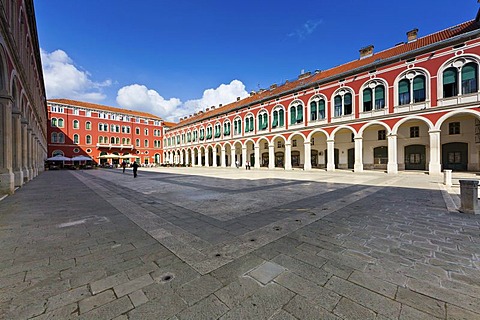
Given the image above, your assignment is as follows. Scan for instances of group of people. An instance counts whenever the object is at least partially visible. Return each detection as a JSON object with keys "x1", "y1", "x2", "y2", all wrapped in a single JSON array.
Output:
[
  {"x1": 235, "y1": 160, "x2": 251, "y2": 170},
  {"x1": 121, "y1": 160, "x2": 139, "y2": 178}
]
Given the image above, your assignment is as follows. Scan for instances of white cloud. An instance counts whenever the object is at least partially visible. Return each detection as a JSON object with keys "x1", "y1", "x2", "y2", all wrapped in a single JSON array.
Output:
[
  {"x1": 116, "y1": 80, "x2": 248, "y2": 122},
  {"x1": 288, "y1": 19, "x2": 323, "y2": 40},
  {"x1": 41, "y1": 49, "x2": 111, "y2": 101}
]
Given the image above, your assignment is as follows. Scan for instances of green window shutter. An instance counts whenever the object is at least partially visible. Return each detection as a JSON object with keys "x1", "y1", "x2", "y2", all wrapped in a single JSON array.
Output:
[
  {"x1": 443, "y1": 69, "x2": 457, "y2": 85},
  {"x1": 246, "y1": 118, "x2": 250, "y2": 132},
  {"x1": 258, "y1": 114, "x2": 263, "y2": 130},
  {"x1": 234, "y1": 121, "x2": 238, "y2": 134},
  {"x1": 290, "y1": 107, "x2": 296, "y2": 124},
  {"x1": 272, "y1": 111, "x2": 278, "y2": 127},
  {"x1": 297, "y1": 105, "x2": 303, "y2": 122},
  {"x1": 279, "y1": 110, "x2": 285, "y2": 126},
  {"x1": 334, "y1": 96, "x2": 342, "y2": 107},
  {"x1": 413, "y1": 76, "x2": 425, "y2": 90},
  {"x1": 344, "y1": 93, "x2": 352, "y2": 105},
  {"x1": 319, "y1": 100, "x2": 325, "y2": 112},
  {"x1": 263, "y1": 113, "x2": 268, "y2": 129},
  {"x1": 250, "y1": 117, "x2": 254, "y2": 132},
  {"x1": 375, "y1": 86, "x2": 385, "y2": 98},
  {"x1": 399, "y1": 80, "x2": 410, "y2": 93},
  {"x1": 363, "y1": 89, "x2": 372, "y2": 102},
  {"x1": 462, "y1": 64, "x2": 477, "y2": 81}
]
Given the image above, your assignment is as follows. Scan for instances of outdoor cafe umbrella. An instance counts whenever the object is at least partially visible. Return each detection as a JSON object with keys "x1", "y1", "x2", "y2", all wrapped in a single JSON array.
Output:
[
  {"x1": 71, "y1": 155, "x2": 92, "y2": 161},
  {"x1": 46, "y1": 155, "x2": 71, "y2": 161}
]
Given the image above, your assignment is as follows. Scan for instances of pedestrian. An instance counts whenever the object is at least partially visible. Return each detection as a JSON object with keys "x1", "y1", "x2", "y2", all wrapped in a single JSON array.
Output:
[
  {"x1": 132, "y1": 161, "x2": 139, "y2": 178},
  {"x1": 248, "y1": 161, "x2": 251, "y2": 170},
  {"x1": 121, "y1": 160, "x2": 127, "y2": 173},
  {"x1": 235, "y1": 160, "x2": 239, "y2": 168}
]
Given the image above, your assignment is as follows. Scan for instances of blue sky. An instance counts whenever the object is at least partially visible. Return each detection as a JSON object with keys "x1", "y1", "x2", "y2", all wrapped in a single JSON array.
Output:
[{"x1": 36, "y1": 1, "x2": 480, "y2": 121}]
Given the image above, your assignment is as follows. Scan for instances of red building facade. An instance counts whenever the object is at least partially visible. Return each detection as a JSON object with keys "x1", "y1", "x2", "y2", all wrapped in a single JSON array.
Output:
[
  {"x1": 163, "y1": 14, "x2": 480, "y2": 174},
  {"x1": 47, "y1": 99, "x2": 164, "y2": 165}
]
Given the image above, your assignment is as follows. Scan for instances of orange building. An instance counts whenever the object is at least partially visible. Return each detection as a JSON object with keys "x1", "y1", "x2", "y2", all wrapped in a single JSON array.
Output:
[{"x1": 47, "y1": 99, "x2": 165, "y2": 166}]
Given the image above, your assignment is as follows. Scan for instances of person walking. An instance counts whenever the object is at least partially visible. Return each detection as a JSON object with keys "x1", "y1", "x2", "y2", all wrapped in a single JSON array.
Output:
[
  {"x1": 132, "y1": 161, "x2": 139, "y2": 178},
  {"x1": 235, "y1": 160, "x2": 239, "y2": 168},
  {"x1": 121, "y1": 160, "x2": 127, "y2": 173}
]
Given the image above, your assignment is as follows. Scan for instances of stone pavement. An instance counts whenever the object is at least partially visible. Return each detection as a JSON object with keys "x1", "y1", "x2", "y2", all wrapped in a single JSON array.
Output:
[{"x1": 1, "y1": 167, "x2": 480, "y2": 319}]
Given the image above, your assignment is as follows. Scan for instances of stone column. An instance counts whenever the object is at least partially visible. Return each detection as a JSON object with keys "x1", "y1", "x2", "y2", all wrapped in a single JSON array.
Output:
[
  {"x1": 387, "y1": 134, "x2": 398, "y2": 174},
  {"x1": 428, "y1": 129, "x2": 442, "y2": 175},
  {"x1": 197, "y1": 150, "x2": 202, "y2": 166},
  {"x1": 254, "y1": 145, "x2": 260, "y2": 169},
  {"x1": 33, "y1": 135, "x2": 38, "y2": 177},
  {"x1": 0, "y1": 98, "x2": 14, "y2": 194},
  {"x1": 205, "y1": 148, "x2": 210, "y2": 167},
  {"x1": 269, "y1": 144, "x2": 275, "y2": 169},
  {"x1": 326, "y1": 139, "x2": 335, "y2": 171},
  {"x1": 212, "y1": 147, "x2": 217, "y2": 167},
  {"x1": 185, "y1": 149, "x2": 190, "y2": 166},
  {"x1": 11, "y1": 112, "x2": 23, "y2": 187},
  {"x1": 27, "y1": 129, "x2": 34, "y2": 179},
  {"x1": 285, "y1": 142, "x2": 292, "y2": 170},
  {"x1": 230, "y1": 148, "x2": 235, "y2": 168},
  {"x1": 241, "y1": 146, "x2": 247, "y2": 167},
  {"x1": 459, "y1": 180, "x2": 479, "y2": 214},
  {"x1": 354, "y1": 137, "x2": 363, "y2": 172},
  {"x1": 221, "y1": 146, "x2": 226, "y2": 167},
  {"x1": 304, "y1": 141, "x2": 311, "y2": 170}
]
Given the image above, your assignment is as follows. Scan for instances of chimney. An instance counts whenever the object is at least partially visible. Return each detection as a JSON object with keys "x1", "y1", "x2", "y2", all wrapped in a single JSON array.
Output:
[
  {"x1": 298, "y1": 71, "x2": 311, "y2": 80},
  {"x1": 206, "y1": 108, "x2": 210, "y2": 111},
  {"x1": 250, "y1": 91, "x2": 256, "y2": 96},
  {"x1": 236, "y1": 96, "x2": 241, "y2": 101},
  {"x1": 359, "y1": 45, "x2": 374, "y2": 59},
  {"x1": 211, "y1": 106, "x2": 215, "y2": 110},
  {"x1": 406, "y1": 28, "x2": 418, "y2": 42},
  {"x1": 219, "y1": 104, "x2": 222, "y2": 107},
  {"x1": 270, "y1": 83, "x2": 277, "y2": 90}
]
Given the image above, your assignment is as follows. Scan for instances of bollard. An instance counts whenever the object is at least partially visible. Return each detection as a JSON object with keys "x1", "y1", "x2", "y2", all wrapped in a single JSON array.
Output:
[
  {"x1": 459, "y1": 180, "x2": 479, "y2": 214},
  {"x1": 444, "y1": 170, "x2": 452, "y2": 187}
]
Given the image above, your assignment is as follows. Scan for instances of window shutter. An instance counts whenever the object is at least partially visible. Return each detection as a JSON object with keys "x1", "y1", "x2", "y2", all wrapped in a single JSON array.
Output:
[
  {"x1": 399, "y1": 80, "x2": 410, "y2": 93},
  {"x1": 263, "y1": 113, "x2": 268, "y2": 129},
  {"x1": 462, "y1": 64, "x2": 477, "y2": 81},
  {"x1": 375, "y1": 86, "x2": 385, "y2": 98},
  {"x1": 319, "y1": 100, "x2": 325, "y2": 112},
  {"x1": 279, "y1": 109, "x2": 284, "y2": 126},
  {"x1": 363, "y1": 89, "x2": 372, "y2": 102},
  {"x1": 413, "y1": 76, "x2": 425, "y2": 90},
  {"x1": 290, "y1": 107, "x2": 296, "y2": 124},
  {"x1": 297, "y1": 106, "x2": 303, "y2": 122},
  {"x1": 443, "y1": 69, "x2": 457, "y2": 85},
  {"x1": 250, "y1": 117, "x2": 254, "y2": 132},
  {"x1": 344, "y1": 93, "x2": 352, "y2": 105},
  {"x1": 310, "y1": 101, "x2": 317, "y2": 115},
  {"x1": 272, "y1": 111, "x2": 278, "y2": 127}
]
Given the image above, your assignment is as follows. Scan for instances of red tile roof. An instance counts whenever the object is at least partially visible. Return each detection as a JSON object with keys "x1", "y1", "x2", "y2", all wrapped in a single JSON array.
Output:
[
  {"x1": 171, "y1": 19, "x2": 480, "y2": 130},
  {"x1": 162, "y1": 121, "x2": 177, "y2": 127},
  {"x1": 48, "y1": 99, "x2": 164, "y2": 121}
]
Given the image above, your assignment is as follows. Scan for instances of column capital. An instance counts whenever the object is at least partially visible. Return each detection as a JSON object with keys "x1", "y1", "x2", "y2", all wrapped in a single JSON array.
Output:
[
  {"x1": 428, "y1": 129, "x2": 442, "y2": 134},
  {"x1": 303, "y1": 141, "x2": 311, "y2": 145}
]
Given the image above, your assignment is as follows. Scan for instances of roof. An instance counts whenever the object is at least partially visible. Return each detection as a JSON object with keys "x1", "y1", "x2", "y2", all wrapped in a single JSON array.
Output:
[
  {"x1": 162, "y1": 121, "x2": 177, "y2": 127},
  {"x1": 170, "y1": 19, "x2": 480, "y2": 130},
  {"x1": 47, "y1": 99, "x2": 164, "y2": 121}
]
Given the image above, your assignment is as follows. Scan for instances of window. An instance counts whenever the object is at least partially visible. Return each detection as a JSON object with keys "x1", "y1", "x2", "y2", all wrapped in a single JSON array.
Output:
[
  {"x1": 292, "y1": 140, "x2": 297, "y2": 147},
  {"x1": 449, "y1": 122, "x2": 460, "y2": 135},
  {"x1": 272, "y1": 108, "x2": 285, "y2": 128},
  {"x1": 86, "y1": 121, "x2": 91, "y2": 130},
  {"x1": 193, "y1": 130, "x2": 198, "y2": 141},
  {"x1": 462, "y1": 63, "x2": 478, "y2": 94},
  {"x1": 73, "y1": 134, "x2": 79, "y2": 144},
  {"x1": 135, "y1": 127, "x2": 140, "y2": 135},
  {"x1": 144, "y1": 139, "x2": 149, "y2": 147},
  {"x1": 86, "y1": 111, "x2": 91, "y2": 117},
  {"x1": 258, "y1": 113, "x2": 268, "y2": 131},
  {"x1": 363, "y1": 83, "x2": 386, "y2": 111},
  {"x1": 363, "y1": 89, "x2": 373, "y2": 112},
  {"x1": 136, "y1": 139, "x2": 140, "y2": 147},
  {"x1": 73, "y1": 120, "x2": 79, "y2": 129},
  {"x1": 51, "y1": 132, "x2": 57, "y2": 143},
  {"x1": 234, "y1": 119, "x2": 242, "y2": 135},
  {"x1": 333, "y1": 92, "x2": 352, "y2": 117},
  {"x1": 144, "y1": 129, "x2": 148, "y2": 136},
  {"x1": 223, "y1": 122, "x2": 231, "y2": 136},
  {"x1": 200, "y1": 128, "x2": 205, "y2": 140},
  {"x1": 111, "y1": 137, "x2": 115, "y2": 144},
  {"x1": 290, "y1": 103, "x2": 303, "y2": 124},
  {"x1": 398, "y1": 74, "x2": 426, "y2": 105},
  {"x1": 58, "y1": 133, "x2": 65, "y2": 143},
  {"x1": 86, "y1": 135, "x2": 92, "y2": 144},
  {"x1": 51, "y1": 117, "x2": 57, "y2": 127},
  {"x1": 410, "y1": 126, "x2": 419, "y2": 138},
  {"x1": 214, "y1": 124, "x2": 221, "y2": 138},
  {"x1": 378, "y1": 130, "x2": 386, "y2": 140},
  {"x1": 245, "y1": 116, "x2": 254, "y2": 133},
  {"x1": 57, "y1": 118, "x2": 64, "y2": 127},
  {"x1": 73, "y1": 108, "x2": 79, "y2": 115}
]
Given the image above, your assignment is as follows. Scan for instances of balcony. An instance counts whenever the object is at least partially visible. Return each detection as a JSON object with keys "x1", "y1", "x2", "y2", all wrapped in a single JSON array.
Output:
[{"x1": 96, "y1": 143, "x2": 134, "y2": 150}]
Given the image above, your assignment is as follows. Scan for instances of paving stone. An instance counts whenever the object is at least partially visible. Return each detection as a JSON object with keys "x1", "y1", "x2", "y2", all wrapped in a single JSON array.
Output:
[
  {"x1": 324, "y1": 276, "x2": 401, "y2": 319},
  {"x1": 78, "y1": 289, "x2": 116, "y2": 314},
  {"x1": 90, "y1": 272, "x2": 129, "y2": 295},
  {"x1": 113, "y1": 273, "x2": 154, "y2": 297},
  {"x1": 214, "y1": 277, "x2": 260, "y2": 309},
  {"x1": 128, "y1": 289, "x2": 149, "y2": 307},
  {"x1": 128, "y1": 288, "x2": 187, "y2": 319},
  {"x1": 46, "y1": 285, "x2": 91, "y2": 312},
  {"x1": 275, "y1": 271, "x2": 340, "y2": 311},
  {"x1": 272, "y1": 254, "x2": 331, "y2": 286},
  {"x1": 348, "y1": 270, "x2": 398, "y2": 299},
  {"x1": 396, "y1": 287, "x2": 445, "y2": 318},
  {"x1": 333, "y1": 297, "x2": 376, "y2": 320},
  {"x1": 446, "y1": 303, "x2": 480, "y2": 320},
  {"x1": 399, "y1": 304, "x2": 442, "y2": 320},
  {"x1": 77, "y1": 295, "x2": 133, "y2": 320},
  {"x1": 283, "y1": 294, "x2": 340, "y2": 320},
  {"x1": 268, "y1": 309, "x2": 297, "y2": 320},
  {"x1": 177, "y1": 274, "x2": 223, "y2": 306},
  {"x1": 219, "y1": 283, "x2": 294, "y2": 320},
  {"x1": 247, "y1": 261, "x2": 286, "y2": 285},
  {"x1": 177, "y1": 294, "x2": 229, "y2": 320}
]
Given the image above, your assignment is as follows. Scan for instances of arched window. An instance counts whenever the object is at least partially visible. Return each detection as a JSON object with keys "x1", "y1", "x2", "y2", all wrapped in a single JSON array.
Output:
[
  {"x1": 136, "y1": 139, "x2": 140, "y2": 147},
  {"x1": 223, "y1": 122, "x2": 231, "y2": 136},
  {"x1": 73, "y1": 134, "x2": 79, "y2": 144},
  {"x1": 399, "y1": 79, "x2": 410, "y2": 105},
  {"x1": 245, "y1": 115, "x2": 254, "y2": 133},
  {"x1": 310, "y1": 101, "x2": 317, "y2": 121},
  {"x1": 233, "y1": 118, "x2": 242, "y2": 135},
  {"x1": 290, "y1": 102, "x2": 304, "y2": 124},
  {"x1": 443, "y1": 67, "x2": 458, "y2": 98},
  {"x1": 398, "y1": 72, "x2": 426, "y2": 105},
  {"x1": 258, "y1": 112, "x2": 268, "y2": 131},
  {"x1": 333, "y1": 91, "x2": 352, "y2": 117},
  {"x1": 272, "y1": 107, "x2": 285, "y2": 128},
  {"x1": 214, "y1": 123, "x2": 221, "y2": 138},
  {"x1": 111, "y1": 137, "x2": 115, "y2": 144},
  {"x1": 412, "y1": 75, "x2": 426, "y2": 102},
  {"x1": 363, "y1": 82, "x2": 386, "y2": 111},
  {"x1": 51, "y1": 132, "x2": 57, "y2": 143},
  {"x1": 51, "y1": 117, "x2": 57, "y2": 127},
  {"x1": 86, "y1": 135, "x2": 92, "y2": 144},
  {"x1": 98, "y1": 123, "x2": 103, "y2": 131},
  {"x1": 462, "y1": 63, "x2": 478, "y2": 94},
  {"x1": 99, "y1": 136, "x2": 104, "y2": 143},
  {"x1": 73, "y1": 120, "x2": 79, "y2": 129},
  {"x1": 375, "y1": 86, "x2": 385, "y2": 109},
  {"x1": 103, "y1": 124, "x2": 108, "y2": 131},
  {"x1": 86, "y1": 121, "x2": 91, "y2": 130},
  {"x1": 58, "y1": 133, "x2": 65, "y2": 143},
  {"x1": 52, "y1": 150, "x2": 64, "y2": 157},
  {"x1": 206, "y1": 126, "x2": 213, "y2": 139},
  {"x1": 57, "y1": 118, "x2": 64, "y2": 127},
  {"x1": 115, "y1": 137, "x2": 120, "y2": 144}
]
